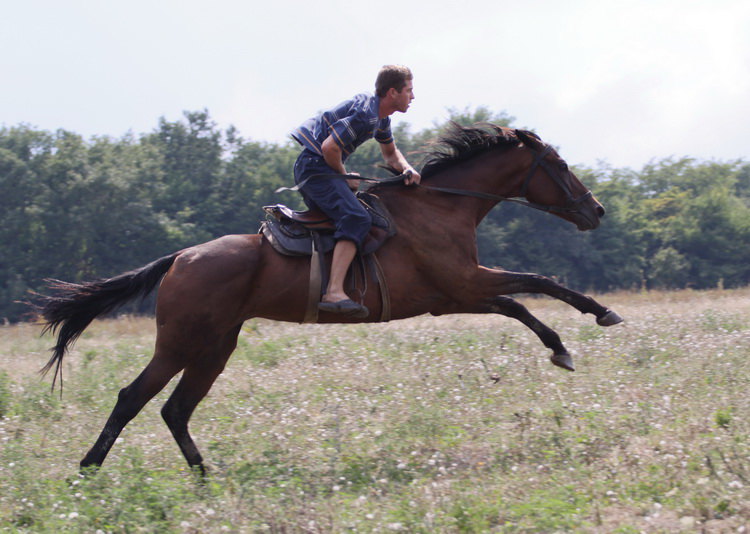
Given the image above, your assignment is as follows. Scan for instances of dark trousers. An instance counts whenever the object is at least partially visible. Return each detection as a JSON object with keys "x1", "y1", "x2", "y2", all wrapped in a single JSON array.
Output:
[{"x1": 293, "y1": 151, "x2": 372, "y2": 246}]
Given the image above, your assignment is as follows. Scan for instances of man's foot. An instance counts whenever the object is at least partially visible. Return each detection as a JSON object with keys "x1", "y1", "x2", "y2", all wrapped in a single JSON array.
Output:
[{"x1": 318, "y1": 298, "x2": 369, "y2": 318}]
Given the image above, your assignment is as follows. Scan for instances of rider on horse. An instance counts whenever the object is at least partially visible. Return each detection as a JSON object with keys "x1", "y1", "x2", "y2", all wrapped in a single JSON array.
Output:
[{"x1": 291, "y1": 65, "x2": 422, "y2": 318}]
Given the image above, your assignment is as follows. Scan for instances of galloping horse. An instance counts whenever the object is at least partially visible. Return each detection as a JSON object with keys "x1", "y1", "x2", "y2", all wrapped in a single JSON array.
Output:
[{"x1": 37, "y1": 124, "x2": 622, "y2": 474}]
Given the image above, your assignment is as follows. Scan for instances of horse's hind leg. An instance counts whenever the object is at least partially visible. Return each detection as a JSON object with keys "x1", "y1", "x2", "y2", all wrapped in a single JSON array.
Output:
[
  {"x1": 161, "y1": 325, "x2": 242, "y2": 475},
  {"x1": 80, "y1": 356, "x2": 183, "y2": 471}
]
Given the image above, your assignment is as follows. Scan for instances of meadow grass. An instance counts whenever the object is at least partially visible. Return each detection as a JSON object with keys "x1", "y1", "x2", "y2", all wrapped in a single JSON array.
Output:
[{"x1": 0, "y1": 289, "x2": 748, "y2": 532}]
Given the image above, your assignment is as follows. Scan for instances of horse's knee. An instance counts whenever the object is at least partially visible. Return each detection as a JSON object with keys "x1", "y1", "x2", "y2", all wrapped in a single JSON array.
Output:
[
  {"x1": 530, "y1": 273, "x2": 555, "y2": 287},
  {"x1": 160, "y1": 400, "x2": 180, "y2": 427},
  {"x1": 109, "y1": 384, "x2": 142, "y2": 421},
  {"x1": 117, "y1": 384, "x2": 132, "y2": 402}
]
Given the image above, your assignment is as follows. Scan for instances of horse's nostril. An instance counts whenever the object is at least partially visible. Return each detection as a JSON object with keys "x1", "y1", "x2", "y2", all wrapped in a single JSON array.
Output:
[{"x1": 597, "y1": 206, "x2": 606, "y2": 218}]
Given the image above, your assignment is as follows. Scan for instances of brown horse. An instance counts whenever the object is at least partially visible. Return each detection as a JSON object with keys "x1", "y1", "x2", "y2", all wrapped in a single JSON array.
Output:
[{"x1": 36, "y1": 124, "x2": 622, "y2": 474}]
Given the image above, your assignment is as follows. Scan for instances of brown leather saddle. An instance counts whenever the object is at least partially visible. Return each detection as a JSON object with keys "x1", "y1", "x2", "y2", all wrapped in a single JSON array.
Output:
[{"x1": 259, "y1": 192, "x2": 396, "y2": 323}]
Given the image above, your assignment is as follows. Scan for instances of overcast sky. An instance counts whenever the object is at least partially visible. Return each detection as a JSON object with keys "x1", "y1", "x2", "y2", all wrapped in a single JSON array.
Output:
[{"x1": 2, "y1": 0, "x2": 748, "y2": 170}]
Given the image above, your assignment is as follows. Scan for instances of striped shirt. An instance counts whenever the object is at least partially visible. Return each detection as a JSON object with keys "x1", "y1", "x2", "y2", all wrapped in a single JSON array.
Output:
[{"x1": 292, "y1": 93, "x2": 393, "y2": 161}]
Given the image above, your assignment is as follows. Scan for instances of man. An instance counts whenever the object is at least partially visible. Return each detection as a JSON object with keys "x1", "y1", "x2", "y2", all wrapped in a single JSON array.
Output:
[{"x1": 291, "y1": 65, "x2": 421, "y2": 318}]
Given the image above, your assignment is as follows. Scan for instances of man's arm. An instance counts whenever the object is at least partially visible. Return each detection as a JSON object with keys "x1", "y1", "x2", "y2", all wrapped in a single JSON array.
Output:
[
  {"x1": 321, "y1": 135, "x2": 359, "y2": 190},
  {"x1": 380, "y1": 142, "x2": 421, "y2": 185},
  {"x1": 321, "y1": 135, "x2": 347, "y2": 174}
]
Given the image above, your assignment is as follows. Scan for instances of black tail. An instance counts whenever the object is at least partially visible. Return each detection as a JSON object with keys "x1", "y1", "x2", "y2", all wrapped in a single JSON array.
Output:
[{"x1": 35, "y1": 252, "x2": 180, "y2": 390}]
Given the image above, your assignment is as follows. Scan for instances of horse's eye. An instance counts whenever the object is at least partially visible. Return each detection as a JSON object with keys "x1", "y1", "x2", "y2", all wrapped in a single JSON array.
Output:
[{"x1": 559, "y1": 162, "x2": 568, "y2": 172}]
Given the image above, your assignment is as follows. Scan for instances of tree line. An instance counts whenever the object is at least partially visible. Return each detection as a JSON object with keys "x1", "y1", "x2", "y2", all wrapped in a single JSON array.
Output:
[{"x1": 2, "y1": 108, "x2": 749, "y2": 322}]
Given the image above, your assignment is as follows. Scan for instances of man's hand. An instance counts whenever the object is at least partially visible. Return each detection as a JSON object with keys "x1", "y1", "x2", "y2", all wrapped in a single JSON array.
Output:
[
  {"x1": 380, "y1": 142, "x2": 421, "y2": 186},
  {"x1": 347, "y1": 172, "x2": 360, "y2": 191},
  {"x1": 404, "y1": 168, "x2": 421, "y2": 186}
]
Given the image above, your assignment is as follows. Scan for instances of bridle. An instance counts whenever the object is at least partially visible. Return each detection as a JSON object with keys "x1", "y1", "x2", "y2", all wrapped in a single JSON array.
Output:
[
  {"x1": 514, "y1": 144, "x2": 594, "y2": 214},
  {"x1": 414, "y1": 142, "x2": 593, "y2": 215}
]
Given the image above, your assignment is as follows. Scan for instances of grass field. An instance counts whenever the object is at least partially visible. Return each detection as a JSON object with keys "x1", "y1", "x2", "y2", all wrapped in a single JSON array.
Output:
[{"x1": 1, "y1": 289, "x2": 748, "y2": 532}]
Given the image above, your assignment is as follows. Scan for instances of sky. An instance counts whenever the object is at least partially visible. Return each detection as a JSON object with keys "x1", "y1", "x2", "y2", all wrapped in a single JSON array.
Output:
[{"x1": 2, "y1": 0, "x2": 749, "y2": 170}]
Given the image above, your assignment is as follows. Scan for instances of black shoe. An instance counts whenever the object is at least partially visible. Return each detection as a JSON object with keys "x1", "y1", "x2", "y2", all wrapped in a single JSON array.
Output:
[{"x1": 318, "y1": 299, "x2": 369, "y2": 318}]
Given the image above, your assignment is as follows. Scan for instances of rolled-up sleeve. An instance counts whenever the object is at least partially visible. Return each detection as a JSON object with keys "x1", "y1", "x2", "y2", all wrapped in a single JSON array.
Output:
[
  {"x1": 329, "y1": 112, "x2": 375, "y2": 155},
  {"x1": 328, "y1": 116, "x2": 359, "y2": 151}
]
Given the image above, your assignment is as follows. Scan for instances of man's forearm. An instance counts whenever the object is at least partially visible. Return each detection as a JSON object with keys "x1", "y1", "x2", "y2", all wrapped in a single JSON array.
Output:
[
  {"x1": 321, "y1": 137, "x2": 347, "y2": 174},
  {"x1": 385, "y1": 147, "x2": 413, "y2": 173}
]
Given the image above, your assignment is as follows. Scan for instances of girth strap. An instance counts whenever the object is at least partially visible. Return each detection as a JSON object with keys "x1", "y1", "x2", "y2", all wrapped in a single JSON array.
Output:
[
  {"x1": 370, "y1": 253, "x2": 391, "y2": 322},
  {"x1": 303, "y1": 233, "x2": 327, "y2": 323}
]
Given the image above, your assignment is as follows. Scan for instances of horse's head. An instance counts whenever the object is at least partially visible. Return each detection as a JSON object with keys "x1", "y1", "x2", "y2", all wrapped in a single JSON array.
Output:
[
  {"x1": 514, "y1": 130, "x2": 605, "y2": 231},
  {"x1": 416, "y1": 123, "x2": 605, "y2": 231}
]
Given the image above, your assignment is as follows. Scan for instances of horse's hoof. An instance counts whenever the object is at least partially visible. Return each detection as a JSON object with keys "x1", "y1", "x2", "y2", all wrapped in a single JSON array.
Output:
[
  {"x1": 79, "y1": 463, "x2": 100, "y2": 477},
  {"x1": 597, "y1": 310, "x2": 623, "y2": 326},
  {"x1": 551, "y1": 352, "x2": 575, "y2": 371}
]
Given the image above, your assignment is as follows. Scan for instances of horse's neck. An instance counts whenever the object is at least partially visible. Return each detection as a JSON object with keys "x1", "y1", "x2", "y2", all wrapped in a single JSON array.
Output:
[
  {"x1": 367, "y1": 186, "x2": 474, "y2": 262},
  {"x1": 415, "y1": 153, "x2": 527, "y2": 225},
  {"x1": 377, "y1": 183, "x2": 469, "y2": 226}
]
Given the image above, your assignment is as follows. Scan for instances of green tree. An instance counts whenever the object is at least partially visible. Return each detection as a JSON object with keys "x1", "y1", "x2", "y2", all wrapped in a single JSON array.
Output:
[
  {"x1": 143, "y1": 110, "x2": 224, "y2": 244},
  {"x1": 577, "y1": 165, "x2": 647, "y2": 291},
  {"x1": 213, "y1": 139, "x2": 300, "y2": 236},
  {"x1": 637, "y1": 159, "x2": 750, "y2": 288}
]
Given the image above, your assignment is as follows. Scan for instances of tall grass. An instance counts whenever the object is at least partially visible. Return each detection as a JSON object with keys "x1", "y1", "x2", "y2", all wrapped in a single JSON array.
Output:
[{"x1": 0, "y1": 289, "x2": 748, "y2": 532}]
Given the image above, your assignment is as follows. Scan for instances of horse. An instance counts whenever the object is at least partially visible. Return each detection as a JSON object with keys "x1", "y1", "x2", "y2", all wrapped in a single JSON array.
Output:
[{"x1": 35, "y1": 124, "x2": 622, "y2": 474}]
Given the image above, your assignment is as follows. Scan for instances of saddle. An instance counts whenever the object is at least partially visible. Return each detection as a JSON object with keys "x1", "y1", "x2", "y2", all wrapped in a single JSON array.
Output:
[{"x1": 259, "y1": 192, "x2": 396, "y2": 323}]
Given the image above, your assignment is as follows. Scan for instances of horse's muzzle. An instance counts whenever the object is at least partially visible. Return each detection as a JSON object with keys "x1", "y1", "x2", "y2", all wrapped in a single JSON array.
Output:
[{"x1": 573, "y1": 196, "x2": 605, "y2": 231}]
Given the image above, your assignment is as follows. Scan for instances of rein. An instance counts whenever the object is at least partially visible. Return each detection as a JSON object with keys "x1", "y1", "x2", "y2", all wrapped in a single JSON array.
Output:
[
  {"x1": 277, "y1": 144, "x2": 592, "y2": 216},
  {"x1": 275, "y1": 172, "x2": 407, "y2": 193},
  {"x1": 415, "y1": 183, "x2": 586, "y2": 215}
]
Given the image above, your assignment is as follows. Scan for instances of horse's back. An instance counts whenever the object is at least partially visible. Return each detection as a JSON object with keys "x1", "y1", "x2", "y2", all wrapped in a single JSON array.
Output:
[{"x1": 167, "y1": 234, "x2": 262, "y2": 284}]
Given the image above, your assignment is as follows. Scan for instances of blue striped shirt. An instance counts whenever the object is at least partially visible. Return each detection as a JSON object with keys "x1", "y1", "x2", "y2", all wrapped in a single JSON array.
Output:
[{"x1": 292, "y1": 93, "x2": 393, "y2": 161}]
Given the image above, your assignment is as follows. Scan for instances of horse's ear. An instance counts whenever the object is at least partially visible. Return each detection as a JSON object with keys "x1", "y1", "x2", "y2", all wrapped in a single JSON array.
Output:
[{"x1": 514, "y1": 129, "x2": 543, "y2": 148}]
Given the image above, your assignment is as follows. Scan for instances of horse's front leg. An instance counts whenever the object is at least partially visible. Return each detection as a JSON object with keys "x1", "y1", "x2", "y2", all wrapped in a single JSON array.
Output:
[
  {"x1": 476, "y1": 267, "x2": 623, "y2": 326},
  {"x1": 488, "y1": 296, "x2": 576, "y2": 371},
  {"x1": 435, "y1": 296, "x2": 576, "y2": 371}
]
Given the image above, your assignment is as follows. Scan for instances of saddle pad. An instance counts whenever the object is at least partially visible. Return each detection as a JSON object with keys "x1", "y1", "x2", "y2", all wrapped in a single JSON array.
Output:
[{"x1": 260, "y1": 219, "x2": 336, "y2": 256}]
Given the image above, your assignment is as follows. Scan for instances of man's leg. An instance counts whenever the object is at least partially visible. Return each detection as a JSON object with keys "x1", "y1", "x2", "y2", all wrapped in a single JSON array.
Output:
[
  {"x1": 322, "y1": 239, "x2": 357, "y2": 304},
  {"x1": 295, "y1": 152, "x2": 370, "y2": 317}
]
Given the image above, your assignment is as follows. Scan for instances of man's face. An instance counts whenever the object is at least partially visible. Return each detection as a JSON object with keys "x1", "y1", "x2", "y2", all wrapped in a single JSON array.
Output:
[{"x1": 393, "y1": 80, "x2": 415, "y2": 113}]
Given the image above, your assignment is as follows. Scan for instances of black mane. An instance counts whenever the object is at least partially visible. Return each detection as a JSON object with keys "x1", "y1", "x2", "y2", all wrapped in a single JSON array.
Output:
[{"x1": 420, "y1": 123, "x2": 522, "y2": 179}]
